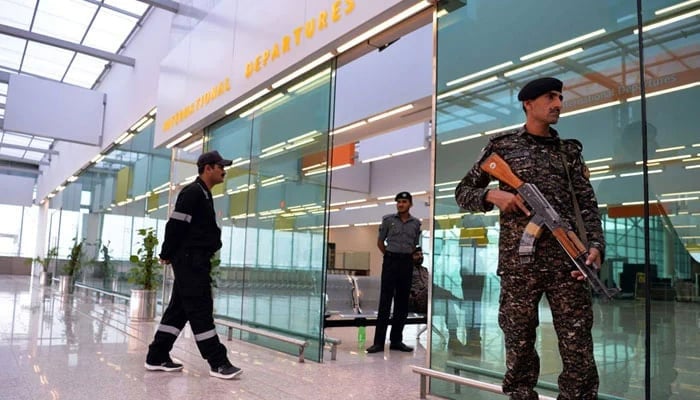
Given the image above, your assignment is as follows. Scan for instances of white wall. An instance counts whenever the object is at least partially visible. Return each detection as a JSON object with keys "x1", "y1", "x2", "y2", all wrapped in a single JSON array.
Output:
[{"x1": 329, "y1": 226, "x2": 383, "y2": 276}]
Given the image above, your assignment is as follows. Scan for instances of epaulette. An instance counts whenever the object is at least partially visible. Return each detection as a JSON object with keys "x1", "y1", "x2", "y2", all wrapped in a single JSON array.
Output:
[
  {"x1": 488, "y1": 128, "x2": 520, "y2": 142},
  {"x1": 561, "y1": 138, "x2": 583, "y2": 152}
]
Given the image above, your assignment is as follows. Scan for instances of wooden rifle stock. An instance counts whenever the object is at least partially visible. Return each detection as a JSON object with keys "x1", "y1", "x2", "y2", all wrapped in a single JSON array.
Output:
[{"x1": 481, "y1": 153, "x2": 524, "y2": 189}]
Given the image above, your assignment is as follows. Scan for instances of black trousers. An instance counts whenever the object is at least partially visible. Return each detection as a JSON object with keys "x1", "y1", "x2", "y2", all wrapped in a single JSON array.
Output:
[
  {"x1": 146, "y1": 249, "x2": 228, "y2": 368},
  {"x1": 372, "y1": 251, "x2": 414, "y2": 346}
]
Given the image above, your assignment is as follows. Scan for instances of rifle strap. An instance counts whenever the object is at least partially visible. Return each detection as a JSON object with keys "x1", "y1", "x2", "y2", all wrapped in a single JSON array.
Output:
[{"x1": 560, "y1": 150, "x2": 588, "y2": 246}]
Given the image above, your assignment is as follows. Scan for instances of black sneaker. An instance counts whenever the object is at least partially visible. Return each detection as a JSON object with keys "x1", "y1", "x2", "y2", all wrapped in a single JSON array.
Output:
[
  {"x1": 144, "y1": 359, "x2": 184, "y2": 372},
  {"x1": 209, "y1": 363, "x2": 242, "y2": 380}
]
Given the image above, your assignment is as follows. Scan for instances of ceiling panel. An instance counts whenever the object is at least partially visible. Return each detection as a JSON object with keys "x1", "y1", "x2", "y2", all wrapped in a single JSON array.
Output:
[
  {"x1": 82, "y1": 8, "x2": 138, "y2": 53},
  {"x1": 0, "y1": 34, "x2": 26, "y2": 71},
  {"x1": 0, "y1": 0, "x2": 36, "y2": 30},
  {"x1": 22, "y1": 41, "x2": 74, "y2": 80},
  {"x1": 3, "y1": 132, "x2": 32, "y2": 146},
  {"x1": 32, "y1": 0, "x2": 97, "y2": 43},
  {"x1": 63, "y1": 53, "x2": 107, "y2": 88},
  {"x1": 0, "y1": 147, "x2": 26, "y2": 158}
]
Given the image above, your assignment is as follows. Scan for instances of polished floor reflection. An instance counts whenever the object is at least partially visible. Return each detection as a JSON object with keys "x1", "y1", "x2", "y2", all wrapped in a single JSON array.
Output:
[{"x1": 0, "y1": 275, "x2": 437, "y2": 400}]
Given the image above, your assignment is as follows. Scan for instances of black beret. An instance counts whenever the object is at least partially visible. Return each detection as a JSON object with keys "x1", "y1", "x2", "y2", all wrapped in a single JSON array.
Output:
[
  {"x1": 517, "y1": 77, "x2": 563, "y2": 101},
  {"x1": 395, "y1": 191, "x2": 412, "y2": 202}
]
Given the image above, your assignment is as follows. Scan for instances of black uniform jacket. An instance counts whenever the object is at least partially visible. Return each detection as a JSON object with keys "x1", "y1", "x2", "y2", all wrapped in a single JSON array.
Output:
[{"x1": 159, "y1": 177, "x2": 222, "y2": 260}]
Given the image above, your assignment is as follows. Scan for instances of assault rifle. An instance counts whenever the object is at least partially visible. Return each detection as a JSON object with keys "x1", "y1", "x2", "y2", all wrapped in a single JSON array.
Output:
[{"x1": 480, "y1": 153, "x2": 620, "y2": 300}]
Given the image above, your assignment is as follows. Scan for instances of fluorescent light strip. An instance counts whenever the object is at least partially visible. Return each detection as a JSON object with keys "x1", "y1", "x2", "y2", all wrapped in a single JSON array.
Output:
[
  {"x1": 662, "y1": 190, "x2": 700, "y2": 196},
  {"x1": 656, "y1": 145, "x2": 686, "y2": 152},
  {"x1": 328, "y1": 224, "x2": 350, "y2": 229},
  {"x1": 588, "y1": 165, "x2": 610, "y2": 171},
  {"x1": 376, "y1": 195, "x2": 395, "y2": 200},
  {"x1": 130, "y1": 116, "x2": 148, "y2": 131},
  {"x1": 682, "y1": 157, "x2": 700, "y2": 162},
  {"x1": 114, "y1": 131, "x2": 130, "y2": 144},
  {"x1": 224, "y1": 88, "x2": 270, "y2": 115},
  {"x1": 261, "y1": 178, "x2": 285, "y2": 187},
  {"x1": 693, "y1": 143, "x2": 700, "y2": 148},
  {"x1": 262, "y1": 141, "x2": 287, "y2": 153},
  {"x1": 446, "y1": 62, "x2": 513, "y2": 87},
  {"x1": 656, "y1": 0, "x2": 700, "y2": 14},
  {"x1": 240, "y1": 93, "x2": 286, "y2": 118},
  {"x1": 436, "y1": 194, "x2": 454, "y2": 199},
  {"x1": 345, "y1": 204, "x2": 378, "y2": 210},
  {"x1": 438, "y1": 187, "x2": 454, "y2": 192},
  {"x1": 91, "y1": 154, "x2": 105, "y2": 163},
  {"x1": 285, "y1": 138, "x2": 315, "y2": 150},
  {"x1": 148, "y1": 107, "x2": 157, "y2": 116},
  {"x1": 260, "y1": 148, "x2": 285, "y2": 158},
  {"x1": 288, "y1": 69, "x2": 332, "y2": 93},
  {"x1": 412, "y1": 191, "x2": 427, "y2": 196},
  {"x1": 361, "y1": 154, "x2": 391, "y2": 163},
  {"x1": 262, "y1": 175, "x2": 284, "y2": 184},
  {"x1": 345, "y1": 198, "x2": 366, "y2": 204},
  {"x1": 560, "y1": 100, "x2": 620, "y2": 117},
  {"x1": 619, "y1": 169, "x2": 663, "y2": 177},
  {"x1": 183, "y1": 139, "x2": 203, "y2": 152},
  {"x1": 635, "y1": 154, "x2": 690, "y2": 164},
  {"x1": 336, "y1": 1, "x2": 432, "y2": 53},
  {"x1": 67, "y1": 175, "x2": 78, "y2": 182},
  {"x1": 660, "y1": 196, "x2": 700, "y2": 203},
  {"x1": 392, "y1": 146, "x2": 426, "y2": 157},
  {"x1": 135, "y1": 118, "x2": 153, "y2": 132},
  {"x1": 587, "y1": 157, "x2": 613, "y2": 163},
  {"x1": 435, "y1": 180, "x2": 460, "y2": 187},
  {"x1": 636, "y1": 8, "x2": 700, "y2": 33},
  {"x1": 367, "y1": 103, "x2": 414, "y2": 123},
  {"x1": 504, "y1": 48, "x2": 584, "y2": 77},
  {"x1": 484, "y1": 123, "x2": 522, "y2": 135},
  {"x1": 441, "y1": 133, "x2": 482, "y2": 145},
  {"x1": 272, "y1": 53, "x2": 334, "y2": 89},
  {"x1": 166, "y1": 132, "x2": 193, "y2": 149},
  {"x1": 590, "y1": 169, "x2": 611, "y2": 175},
  {"x1": 520, "y1": 29, "x2": 606, "y2": 61},
  {"x1": 589, "y1": 174, "x2": 616, "y2": 181},
  {"x1": 674, "y1": 225, "x2": 698, "y2": 228},
  {"x1": 331, "y1": 120, "x2": 366, "y2": 135},
  {"x1": 628, "y1": 81, "x2": 700, "y2": 101},
  {"x1": 289, "y1": 130, "x2": 320, "y2": 142},
  {"x1": 686, "y1": 164, "x2": 700, "y2": 170},
  {"x1": 437, "y1": 76, "x2": 499, "y2": 100},
  {"x1": 117, "y1": 133, "x2": 135, "y2": 145}
]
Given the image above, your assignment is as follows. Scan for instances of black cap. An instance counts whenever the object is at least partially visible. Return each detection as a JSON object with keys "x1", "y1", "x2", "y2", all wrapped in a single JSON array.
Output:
[
  {"x1": 517, "y1": 77, "x2": 563, "y2": 101},
  {"x1": 395, "y1": 191, "x2": 412, "y2": 202},
  {"x1": 197, "y1": 150, "x2": 233, "y2": 167},
  {"x1": 413, "y1": 246, "x2": 422, "y2": 254}
]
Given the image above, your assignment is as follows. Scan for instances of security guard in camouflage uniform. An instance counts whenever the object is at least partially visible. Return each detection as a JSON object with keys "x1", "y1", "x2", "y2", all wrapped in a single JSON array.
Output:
[
  {"x1": 455, "y1": 77, "x2": 605, "y2": 400},
  {"x1": 366, "y1": 191, "x2": 421, "y2": 354},
  {"x1": 145, "y1": 150, "x2": 242, "y2": 380}
]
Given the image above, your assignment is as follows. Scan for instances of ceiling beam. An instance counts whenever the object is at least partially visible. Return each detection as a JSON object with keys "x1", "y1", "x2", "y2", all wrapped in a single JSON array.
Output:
[
  {"x1": 0, "y1": 24, "x2": 136, "y2": 67},
  {"x1": 0, "y1": 164, "x2": 40, "y2": 176},
  {"x1": 82, "y1": 0, "x2": 142, "y2": 19},
  {"x1": 0, "y1": 142, "x2": 58, "y2": 155},
  {"x1": 138, "y1": 0, "x2": 180, "y2": 13},
  {"x1": 0, "y1": 154, "x2": 48, "y2": 166}
]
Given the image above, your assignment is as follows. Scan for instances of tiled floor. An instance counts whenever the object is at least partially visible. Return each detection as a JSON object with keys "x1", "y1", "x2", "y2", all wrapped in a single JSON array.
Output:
[{"x1": 0, "y1": 275, "x2": 439, "y2": 400}]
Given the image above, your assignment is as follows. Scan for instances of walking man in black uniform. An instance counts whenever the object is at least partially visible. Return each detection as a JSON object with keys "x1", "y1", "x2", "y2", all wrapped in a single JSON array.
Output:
[
  {"x1": 145, "y1": 150, "x2": 242, "y2": 380},
  {"x1": 366, "y1": 191, "x2": 421, "y2": 354},
  {"x1": 455, "y1": 77, "x2": 604, "y2": 399}
]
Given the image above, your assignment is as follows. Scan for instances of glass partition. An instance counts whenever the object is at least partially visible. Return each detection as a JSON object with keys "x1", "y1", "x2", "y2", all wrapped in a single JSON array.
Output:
[
  {"x1": 190, "y1": 63, "x2": 335, "y2": 362},
  {"x1": 47, "y1": 119, "x2": 172, "y2": 299},
  {"x1": 433, "y1": 0, "x2": 698, "y2": 398}
]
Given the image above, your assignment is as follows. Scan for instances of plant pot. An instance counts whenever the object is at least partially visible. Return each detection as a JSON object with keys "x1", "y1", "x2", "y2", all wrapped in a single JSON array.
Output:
[
  {"x1": 39, "y1": 271, "x2": 53, "y2": 286},
  {"x1": 130, "y1": 289, "x2": 157, "y2": 322},
  {"x1": 59, "y1": 275, "x2": 74, "y2": 294}
]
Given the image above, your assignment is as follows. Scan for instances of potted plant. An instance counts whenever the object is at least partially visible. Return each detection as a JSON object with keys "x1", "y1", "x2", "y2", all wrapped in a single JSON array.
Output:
[
  {"x1": 60, "y1": 238, "x2": 84, "y2": 294},
  {"x1": 128, "y1": 227, "x2": 161, "y2": 321},
  {"x1": 92, "y1": 240, "x2": 117, "y2": 291},
  {"x1": 30, "y1": 246, "x2": 58, "y2": 286}
]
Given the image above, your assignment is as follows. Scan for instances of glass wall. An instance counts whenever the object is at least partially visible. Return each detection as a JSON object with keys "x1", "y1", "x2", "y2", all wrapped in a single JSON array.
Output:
[
  {"x1": 184, "y1": 63, "x2": 335, "y2": 362},
  {"x1": 434, "y1": 0, "x2": 699, "y2": 398},
  {"x1": 46, "y1": 119, "x2": 172, "y2": 297}
]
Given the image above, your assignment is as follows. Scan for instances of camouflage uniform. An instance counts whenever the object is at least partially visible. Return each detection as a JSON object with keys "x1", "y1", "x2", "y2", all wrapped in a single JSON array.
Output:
[{"x1": 455, "y1": 126, "x2": 605, "y2": 400}]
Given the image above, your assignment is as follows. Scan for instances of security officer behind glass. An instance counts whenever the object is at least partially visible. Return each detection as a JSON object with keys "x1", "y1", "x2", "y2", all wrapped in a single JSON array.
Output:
[
  {"x1": 145, "y1": 150, "x2": 242, "y2": 380},
  {"x1": 366, "y1": 191, "x2": 421, "y2": 354}
]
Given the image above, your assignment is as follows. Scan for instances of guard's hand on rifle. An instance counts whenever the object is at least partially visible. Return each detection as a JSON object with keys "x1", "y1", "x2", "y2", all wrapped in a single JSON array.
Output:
[
  {"x1": 486, "y1": 189, "x2": 531, "y2": 216},
  {"x1": 571, "y1": 247, "x2": 601, "y2": 281}
]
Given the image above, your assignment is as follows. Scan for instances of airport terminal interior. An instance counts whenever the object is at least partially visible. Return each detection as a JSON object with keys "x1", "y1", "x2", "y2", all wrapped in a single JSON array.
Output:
[{"x1": 1, "y1": 0, "x2": 699, "y2": 399}]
